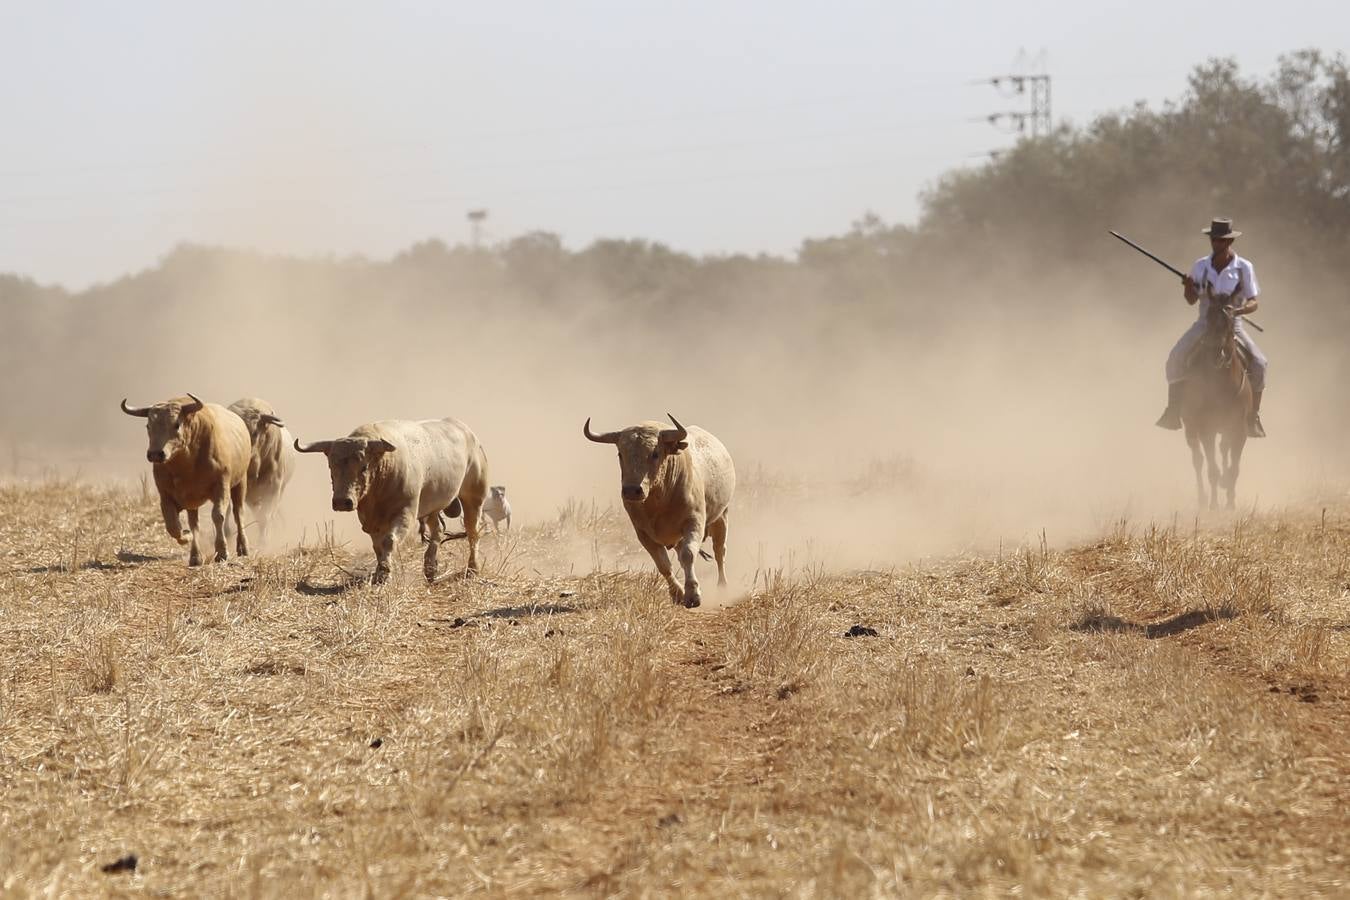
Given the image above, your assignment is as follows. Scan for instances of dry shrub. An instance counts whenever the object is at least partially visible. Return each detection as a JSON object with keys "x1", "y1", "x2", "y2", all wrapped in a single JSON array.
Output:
[
  {"x1": 413, "y1": 587, "x2": 680, "y2": 809},
  {"x1": 717, "y1": 582, "x2": 830, "y2": 693},
  {"x1": 1290, "y1": 623, "x2": 1329, "y2": 674},
  {"x1": 987, "y1": 532, "x2": 1058, "y2": 604},
  {"x1": 79, "y1": 632, "x2": 120, "y2": 695},
  {"x1": 854, "y1": 661, "x2": 1006, "y2": 761}
]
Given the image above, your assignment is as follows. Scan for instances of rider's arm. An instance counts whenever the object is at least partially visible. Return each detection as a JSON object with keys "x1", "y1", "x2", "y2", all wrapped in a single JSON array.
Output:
[
  {"x1": 1237, "y1": 296, "x2": 1259, "y2": 316},
  {"x1": 1182, "y1": 275, "x2": 1199, "y2": 304}
]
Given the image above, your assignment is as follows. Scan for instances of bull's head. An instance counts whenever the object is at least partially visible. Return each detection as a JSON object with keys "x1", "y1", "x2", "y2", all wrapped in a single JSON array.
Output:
[
  {"x1": 294, "y1": 436, "x2": 396, "y2": 512},
  {"x1": 584, "y1": 414, "x2": 689, "y2": 502},
  {"x1": 236, "y1": 408, "x2": 286, "y2": 441},
  {"x1": 121, "y1": 394, "x2": 205, "y2": 464}
]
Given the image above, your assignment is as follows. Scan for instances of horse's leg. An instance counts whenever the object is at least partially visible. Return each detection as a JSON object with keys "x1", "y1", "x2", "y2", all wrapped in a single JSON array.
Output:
[
  {"x1": 1219, "y1": 432, "x2": 1232, "y2": 507},
  {"x1": 1186, "y1": 425, "x2": 1206, "y2": 508},
  {"x1": 1202, "y1": 430, "x2": 1221, "y2": 511},
  {"x1": 1226, "y1": 430, "x2": 1246, "y2": 510}
]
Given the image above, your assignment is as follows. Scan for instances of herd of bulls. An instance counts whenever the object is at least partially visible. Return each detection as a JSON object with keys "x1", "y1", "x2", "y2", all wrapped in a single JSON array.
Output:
[{"x1": 120, "y1": 395, "x2": 736, "y2": 607}]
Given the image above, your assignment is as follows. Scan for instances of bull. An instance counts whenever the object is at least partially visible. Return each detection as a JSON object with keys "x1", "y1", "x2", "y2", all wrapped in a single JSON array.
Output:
[
  {"x1": 120, "y1": 393, "x2": 251, "y2": 566},
  {"x1": 584, "y1": 413, "x2": 735, "y2": 608},
  {"x1": 294, "y1": 418, "x2": 488, "y2": 584},
  {"x1": 227, "y1": 397, "x2": 296, "y2": 546}
]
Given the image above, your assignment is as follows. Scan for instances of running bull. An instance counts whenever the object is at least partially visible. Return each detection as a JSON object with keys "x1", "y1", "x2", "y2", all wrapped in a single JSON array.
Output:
[
  {"x1": 120, "y1": 393, "x2": 251, "y2": 566},
  {"x1": 584, "y1": 413, "x2": 735, "y2": 608},
  {"x1": 294, "y1": 417, "x2": 488, "y2": 583}
]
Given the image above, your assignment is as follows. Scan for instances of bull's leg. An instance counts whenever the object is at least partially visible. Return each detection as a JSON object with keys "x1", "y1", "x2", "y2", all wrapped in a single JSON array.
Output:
[
  {"x1": 253, "y1": 493, "x2": 273, "y2": 548},
  {"x1": 371, "y1": 530, "x2": 395, "y2": 585},
  {"x1": 186, "y1": 508, "x2": 203, "y2": 567},
  {"x1": 209, "y1": 495, "x2": 229, "y2": 563},
  {"x1": 258, "y1": 503, "x2": 274, "y2": 547},
  {"x1": 371, "y1": 512, "x2": 414, "y2": 585},
  {"x1": 421, "y1": 512, "x2": 442, "y2": 581},
  {"x1": 1186, "y1": 428, "x2": 1206, "y2": 508},
  {"x1": 160, "y1": 495, "x2": 188, "y2": 546},
  {"x1": 635, "y1": 530, "x2": 682, "y2": 604},
  {"x1": 709, "y1": 514, "x2": 729, "y2": 587},
  {"x1": 675, "y1": 521, "x2": 705, "y2": 609},
  {"x1": 460, "y1": 494, "x2": 484, "y2": 575},
  {"x1": 230, "y1": 481, "x2": 249, "y2": 558}
]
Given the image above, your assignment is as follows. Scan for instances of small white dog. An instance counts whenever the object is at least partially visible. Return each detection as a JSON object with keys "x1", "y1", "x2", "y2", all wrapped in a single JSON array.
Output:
[{"x1": 482, "y1": 485, "x2": 511, "y2": 532}]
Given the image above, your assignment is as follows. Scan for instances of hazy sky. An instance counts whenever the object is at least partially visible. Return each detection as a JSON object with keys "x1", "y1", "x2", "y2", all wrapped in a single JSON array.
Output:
[{"x1": 1, "y1": 1, "x2": 1343, "y2": 288}]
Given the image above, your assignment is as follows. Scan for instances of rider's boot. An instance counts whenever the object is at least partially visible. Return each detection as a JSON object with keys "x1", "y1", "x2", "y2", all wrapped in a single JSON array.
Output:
[
  {"x1": 1155, "y1": 381, "x2": 1183, "y2": 430},
  {"x1": 1248, "y1": 390, "x2": 1266, "y2": 438}
]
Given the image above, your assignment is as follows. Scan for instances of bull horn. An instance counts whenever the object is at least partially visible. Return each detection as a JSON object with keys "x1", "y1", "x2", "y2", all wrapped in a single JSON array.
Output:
[
  {"x1": 259, "y1": 413, "x2": 286, "y2": 429},
  {"x1": 583, "y1": 417, "x2": 620, "y2": 444},
  {"x1": 120, "y1": 399, "x2": 150, "y2": 418},
  {"x1": 182, "y1": 393, "x2": 204, "y2": 414},
  {"x1": 293, "y1": 438, "x2": 332, "y2": 454},
  {"x1": 663, "y1": 413, "x2": 689, "y2": 442}
]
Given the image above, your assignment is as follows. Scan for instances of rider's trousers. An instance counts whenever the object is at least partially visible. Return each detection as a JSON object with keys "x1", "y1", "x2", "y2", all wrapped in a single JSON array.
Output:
[{"x1": 1166, "y1": 319, "x2": 1267, "y2": 391}]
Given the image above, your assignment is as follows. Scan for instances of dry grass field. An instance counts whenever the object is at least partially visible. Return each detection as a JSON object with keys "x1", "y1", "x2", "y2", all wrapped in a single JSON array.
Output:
[{"x1": 1, "y1": 478, "x2": 1347, "y2": 897}]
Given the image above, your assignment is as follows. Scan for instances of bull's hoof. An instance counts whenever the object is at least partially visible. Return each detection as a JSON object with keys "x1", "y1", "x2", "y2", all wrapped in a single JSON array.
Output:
[
  {"x1": 682, "y1": 593, "x2": 702, "y2": 609},
  {"x1": 423, "y1": 567, "x2": 438, "y2": 582},
  {"x1": 372, "y1": 569, "x2": 391, "y2": 586},
  {"x1": 188, "y1": 555, "x2": 202, "y2": 567},
  {"x1": 214, "y1": 552, "x2": 228, "y2": 564}
]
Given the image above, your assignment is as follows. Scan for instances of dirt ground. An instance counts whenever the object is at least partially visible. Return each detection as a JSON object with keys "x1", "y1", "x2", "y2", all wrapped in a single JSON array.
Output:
[{"x1": 0, "y1": 479, "x2": 1347, "y2": 897}]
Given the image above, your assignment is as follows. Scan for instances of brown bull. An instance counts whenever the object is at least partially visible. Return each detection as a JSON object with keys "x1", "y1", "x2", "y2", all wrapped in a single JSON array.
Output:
[{"x1": 121, "y1": 393, "x2": 251, "y2": 566}]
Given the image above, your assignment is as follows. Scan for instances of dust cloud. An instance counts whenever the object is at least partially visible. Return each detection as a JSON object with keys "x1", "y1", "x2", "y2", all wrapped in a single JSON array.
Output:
[{"x1": 2, "y1": 221, "x2": 1346, "y2": 588}]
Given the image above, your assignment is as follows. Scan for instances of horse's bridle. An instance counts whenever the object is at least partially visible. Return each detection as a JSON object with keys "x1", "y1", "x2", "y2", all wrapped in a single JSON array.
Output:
[{"x1": 1200, "y1": 303, "x2": 1240, "y2": 372}]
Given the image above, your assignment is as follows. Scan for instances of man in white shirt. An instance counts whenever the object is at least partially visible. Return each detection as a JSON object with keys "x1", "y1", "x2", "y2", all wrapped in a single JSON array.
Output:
[{"x1": 1155, "y1": 218, "x2": 1267, "y2": 437}]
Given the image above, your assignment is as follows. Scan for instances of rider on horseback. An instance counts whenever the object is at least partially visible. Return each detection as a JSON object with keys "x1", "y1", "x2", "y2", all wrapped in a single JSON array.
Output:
[{"x1": 1156, "y1": 218, "x2": 1267, "y2": 438}]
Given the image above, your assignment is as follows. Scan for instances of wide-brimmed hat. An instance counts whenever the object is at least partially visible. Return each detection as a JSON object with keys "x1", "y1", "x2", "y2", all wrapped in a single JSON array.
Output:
[{"x1": 1202, "y1": 217, "x2": 1242, "y2": 239}]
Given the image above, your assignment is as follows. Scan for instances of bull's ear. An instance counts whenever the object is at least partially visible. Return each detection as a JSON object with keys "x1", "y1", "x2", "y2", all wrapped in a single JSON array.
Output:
[
  {"x1": 370, "y1": 439, "x2": 396, "y2": 455},
  {"x1": 670, "y1": 441, "x2": 689, "y2": 453}
]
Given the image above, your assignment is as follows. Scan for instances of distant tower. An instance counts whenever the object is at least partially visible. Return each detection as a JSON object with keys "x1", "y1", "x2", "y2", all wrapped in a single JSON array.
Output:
[
  {"x1": 467, "y1": 209, "x2": 488, "y2": 248},
  {"x1": 983, "y1": 50, "x2": 1052, "y2": 138}
]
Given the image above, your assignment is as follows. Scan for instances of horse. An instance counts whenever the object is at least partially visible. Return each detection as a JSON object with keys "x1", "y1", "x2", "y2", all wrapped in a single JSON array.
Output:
[{"x1": 1179, "y1": 302, "x2": 1253, "y2": 510}]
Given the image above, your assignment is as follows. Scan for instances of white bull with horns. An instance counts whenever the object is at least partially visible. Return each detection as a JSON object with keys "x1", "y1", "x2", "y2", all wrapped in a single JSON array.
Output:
[
  {"x1": 293, "y1": 418, "x2": 488, "y2": 584},
  {"x1": 584, "y1": 413, "x2": 735, "y2": 608}
]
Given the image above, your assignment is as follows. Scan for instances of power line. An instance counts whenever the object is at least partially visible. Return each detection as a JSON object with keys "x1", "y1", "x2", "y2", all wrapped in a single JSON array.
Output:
[{"x1": 981, "y1": 74, "x2": 1052, "y2": 138}]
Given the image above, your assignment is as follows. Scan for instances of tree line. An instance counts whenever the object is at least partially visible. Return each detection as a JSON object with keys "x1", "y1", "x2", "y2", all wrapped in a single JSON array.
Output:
[{"x1": 2, "y1": 51, "x2": 1346, "y2": 446}]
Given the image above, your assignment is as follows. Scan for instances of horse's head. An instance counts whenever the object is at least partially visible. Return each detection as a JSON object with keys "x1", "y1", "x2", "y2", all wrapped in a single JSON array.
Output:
[{"x1": 1199, "y1": 301, "x2": 1240, "y2": 371}]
